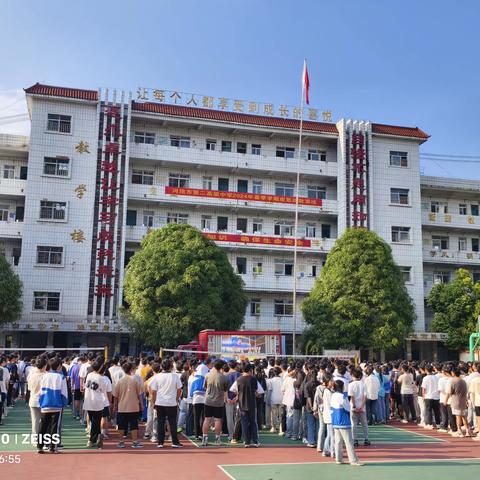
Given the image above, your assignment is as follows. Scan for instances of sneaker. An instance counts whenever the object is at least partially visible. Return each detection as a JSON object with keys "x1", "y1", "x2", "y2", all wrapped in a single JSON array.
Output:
[
  {"x1": 132, "y1": 441, "x2": 144, "y2": 448},
  {"x1": 150, "y1": 436, "x2": 158, "y2": 443},
  {"x1": 307, "y1": 444, "x2": 316, "y2": 448},
  {"x1": 177, "y1": 427, "x2": 184, "y2": 433},
  {"x1": 350, "y1": 461, "x2": 364, "y2": 466},
  {"x1": 254, "y1": 442, "x2": 261, "y2": 448},
  {"x1": 278, "y1": 432, "x2": 285, "y2": 436},
  {"x1": 438, "y1": 428, "x2": 448, "y2": 433},
  {"x1": 354, "y1": 440, "x2": 359, "y2": 447},
  {"x1": 157, "y1": 444, "x2": 164, "y2": 448},
  {"x1": 244, "y1": 443, "x2": 251, "y2": 448},
  {"x1": 363, "y1": 440, "x2": 371, "y2": 446},
  {"x1": 201, "y1": 435, "x2": 209, "y2": 446},
  {"x1": 230, "y1": 439, "x2": 238, "y2": 444},
  {"x1": 270, "y1": 427, "x2": 276, "y2": 433},
  {"x1": 172, "y1": 443, "x2": 184, "y2": 448},
  {"x1": 401, "y1": 419, "x2": 408, "y2": 424},
  {"x1": 215, "y1": 436, "x2": 222, "y2": 446},
  {"x1": 424, "y1": 425, "x2": 434, "y2": 430},
  {"x1": 117, "y1": 442, "x2": 126, "y2": 449},
  {"x1": 86, "y1": 440, "x2": 94, "y2": 448},
  {"x1": 144, "y1": 433, "x2": 151, "y2": 439},
  {"x1": 37, "y1": 449, "x2": 45, "y2": 454},
  {"x1": 96, "y1": 436, "x2": 103, "y2": 449}
]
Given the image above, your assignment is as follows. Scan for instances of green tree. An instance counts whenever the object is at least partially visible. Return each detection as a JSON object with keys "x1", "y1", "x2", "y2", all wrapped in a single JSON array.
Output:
[
  {"x1": 428, "y1": 268, "x2": 480, "y2": 350},
  {"x1": 301, "y1": 228, "x2": 415, "y2": 352},
  {"x1": 123, "y1": 223, "x2": 248, "y2": 348},
  {"x1": 0, "y1": 255, "x2": 22, "y2": 326}
]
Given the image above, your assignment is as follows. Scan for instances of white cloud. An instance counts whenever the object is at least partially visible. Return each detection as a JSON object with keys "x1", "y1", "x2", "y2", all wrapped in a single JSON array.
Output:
[{"x1": 0, "y1": 89, "x2": 30, "y2": 136}]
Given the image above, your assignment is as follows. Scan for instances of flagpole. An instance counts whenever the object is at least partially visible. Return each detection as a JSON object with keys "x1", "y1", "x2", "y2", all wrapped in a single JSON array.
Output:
[{"x1": 292, "y1": 59, "x2": 306, "y2": 356}]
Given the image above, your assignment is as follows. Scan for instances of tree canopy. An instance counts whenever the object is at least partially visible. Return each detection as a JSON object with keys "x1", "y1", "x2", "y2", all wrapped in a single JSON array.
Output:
[
  {"x1": 0, "y1": 255, "x2": 22, "y2": 327},
  {"x1": 123, "y1": 223, "x2": 248, "y2": 348},
  {"x1": 301, "y1": 228, "x2": 415, "y2": 352},
  {"x1": 428, "y1": 268, "x2": 480, "y2": 350}
]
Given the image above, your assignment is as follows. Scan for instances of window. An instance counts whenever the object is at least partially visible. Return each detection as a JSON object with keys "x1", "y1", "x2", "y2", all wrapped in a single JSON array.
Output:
[
  {"x1": 390, "y1": 188, "x2": 410, "y2": 205},
  {"x1": 307, "y1": 149, "x2": 326, "y2": 161},
  {"x1": 252, "y1": 181, "x2": 262, "y2": 194},
  {"x1": 389, "y1": 151, "x2": 408, "y2": 167},
  {"x1": 202, "y1": 176, "x2": 213, "y2": 190},
  {"x1": 218, "y1": 178, "x2": 229, "y2": 191},
  {"x1": 237, "y1": 179, "x2": 248, "y2": 193},
  {"x1": 306, "y1": 223, "x2": 316, "y2": 238},
  {"x1": 473, "y1": 238, "x2": 480, "y2": 252},
  {"x1": 432, "y1": 236, "x2": 449, "y2": 250},
  {"x1": 431, "y1": 201, "x2": 448, "y2": 214},
  {"x1": 434, "y1": 272, "x2": 450, "y2": 284},
  {"x1": 201, "y1": 215, "x2": 212, "y2": 230},
  {"x1": 459, "y1": 204, "x2": 467, "y2": 215},
  {"x1": 36, "y1": 246, "x2": 63, "y2": 266},
  {"x1": 275, "y1": 259, "x2": 294, "y2": 276},
  {"x1": 236, "y1": 142, "x2": 247, "y2": 154},
  {"x1": 275, "y1": 183, "x2": 294, "y2": 197},
  {"x1": 33, "y1": 292, "x2": 60, "y2": 311},
  {"x1": 0, "y1": 205, "x2": 8, "y2": 222},
  {"x1": 206, "y1": 139, "x2": 216, "y2": 150},
  {"x1": 307, "y1": 185, "x2": 326, "y2": 200},
  {"x1": 473, "y1": 272, "x2": 480, "y2": 283},
  {"x1": 276, "y1": 146, "x2": 295, "y2": 159},
  {"x1": 236, "y1": 218, "x2": 247, "y2": 233},
  {"x1": 391, "y1": 226, "x2": 411, "y2": 243},
  {"x1": 143, "y1": 211, "x2": 154, "y2": 227},
  {"x1": 250, "y1": 299, "x2": 261, "y2": 316},
  {"x1": 43, "y1": 157, "x2": 70, "y2": 177},
  {"x1": 217, "y1": 216, "x2": 228, "y2": 231},
  {"x1": 170, "y1": 135, "x2": 190, "y2": 148},
  {"x1": 126, "y1": 210, "x2": 137, "y2": 226},
  {"x1": 251, "y1": 144, "x2": 261, "y2": 155},
  {"x1": 39, "y1": 201, "x2": 67, "y2": 221},
  {"x1": 321, "y1": 224, "x2": 331, "y2": 238},
  {"x1": 134, "y1": 131, "x2": 155, "y2": 144},
  {"x1": 252, "y1": 260, "x2": 263, "y2": 274},
  {"x1": 168, "y1": 173, "x2": 190, "y2": 188},
  {"x1": 3, "y1": 165, "x2": 14, "y2": 179},
  {"x1": 274, "y1": 221, "x2": 294, "y2": 236},
  {"x1": 20, "y1": 166, "x2": 28, "y2": 180},
  {"x1": 274, "y1": 299, "x2": 293, "y2": 316},
  {"x1": 47, "y1": 114, "x2": 71, "y2": 133},
  {"x1": 471, "y1": 204, "x2": 479, "y2": 216},
  {"x1": 221, "y1": 140, "x2": 232, "y2": 152},
  {"x1": 236, "y1": 257, "x2": 247, "y2": 274},
  {"x1": 252, "y1": 218, "x2": 263, "y2": 233},
  {"x1": 400, "y1": 266, "x2": 412, "y2": 283},
  {"x1": 167, "y1": 213, "x2": 188, "y2": 224},
  {"x1": 310, "y1": 149, "x2": 326, "y2": 161},
  {"x1": 132, "y1": 170, "x2": 154, "y2": 185},
  {"x1": 458, "y1": 237, "x2": 467, "y2": 251}
]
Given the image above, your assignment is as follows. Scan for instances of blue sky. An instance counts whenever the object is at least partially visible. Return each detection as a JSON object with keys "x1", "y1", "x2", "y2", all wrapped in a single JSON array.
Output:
[{"x1": 1, "y1": 0, "x2": 479, "y2": 178}]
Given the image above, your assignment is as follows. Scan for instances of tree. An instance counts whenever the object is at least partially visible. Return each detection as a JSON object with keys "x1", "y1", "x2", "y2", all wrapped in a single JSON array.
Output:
[
  {"x1": 428, "y1": 268, "x2": 480, "y2": 351},
  {"x1": 123, "y1": 223, "x2": 248, "y2": 348},
  {"x1": 0, "y1": 255, "x2": 22, "y2": 326},
  {"x1": 301, "y1": 228, "x2": 415, "y2": 352}
]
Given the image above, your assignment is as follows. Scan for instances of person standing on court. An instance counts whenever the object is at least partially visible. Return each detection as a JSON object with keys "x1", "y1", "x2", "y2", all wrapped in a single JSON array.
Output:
[{"x1": 27, "y1": 355, "x2": 48, "y2": 438}]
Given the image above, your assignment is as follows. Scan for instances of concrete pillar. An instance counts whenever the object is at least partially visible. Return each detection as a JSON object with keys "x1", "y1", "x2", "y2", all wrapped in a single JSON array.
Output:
[
  {"x1": 432, "y1": 341, "x2": 438, "y2": 362},
  {"x1": 46, "y1": 331, "x2": 54, "y2": 350},
  {"x1": 406, "y1": 340, "x2": 412, "y2": 361},
  {"x1": 114, "y1": 334, "x2": 121, "y2": 356}
]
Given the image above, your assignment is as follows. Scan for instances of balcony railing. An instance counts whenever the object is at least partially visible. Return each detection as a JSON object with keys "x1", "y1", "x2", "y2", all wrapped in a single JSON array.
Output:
[
  {"x1": 130, "y1": 142, "x2": 338, "y2": 177},
  {"x1": 125, "y1": 224, "x2": 335, "y2": 253},
  {"x1": 422, "y1": 210, "x2": 480, "y2": 229},
  {"x1": 0, "y1": 221, "x2": 23, "y2": 238},
  {"x1": 0, "y1": 134, "x2": 29, "y2": 150},
  {"x1": 240, "y1": 272, "x2": 316, "y2": 293},
  {"x1": 128, "y1": 183, "x2": 338, "y2": 215},
  {"x1": 0, "y1": 178, "x2": 27, "y2": 197},
  {"x1": 423, "y1": 247, "x2": 480, "y2": 264}
]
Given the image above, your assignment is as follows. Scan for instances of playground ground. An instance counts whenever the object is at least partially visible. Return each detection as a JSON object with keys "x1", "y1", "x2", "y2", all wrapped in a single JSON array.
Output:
[{"x1": 0, "y1": 401, "x2": 479, "y2": 480}]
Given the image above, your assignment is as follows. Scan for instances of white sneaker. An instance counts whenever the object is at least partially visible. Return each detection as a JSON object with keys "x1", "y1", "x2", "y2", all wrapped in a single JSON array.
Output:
[{"x1": 401, "y1": 420, "x2": 408, "y2": 424}]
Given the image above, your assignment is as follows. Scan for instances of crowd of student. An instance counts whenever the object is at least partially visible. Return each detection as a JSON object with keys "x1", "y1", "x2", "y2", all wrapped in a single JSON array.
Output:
[{"x1": 1, "y1": 352, "x2": 480, "y2": 466}]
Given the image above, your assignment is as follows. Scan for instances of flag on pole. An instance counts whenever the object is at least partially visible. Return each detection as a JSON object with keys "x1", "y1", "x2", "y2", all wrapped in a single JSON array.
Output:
[{"x1": 302, "y1": 59, "x2": 310, "y2": 105}]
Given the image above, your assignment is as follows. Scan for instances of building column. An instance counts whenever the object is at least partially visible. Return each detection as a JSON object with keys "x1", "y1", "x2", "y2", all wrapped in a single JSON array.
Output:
[
  {"x1": 432, "y1": 341, "x2": 438, "y2": 362},
  {"x1": 406, "y1": 340, "x2": 412, "y2": 361},
  {"x1": 46, "y1": 331, "x2": 54, "y2": 350},
  {"x1": 114, "y1": 334, "x2": 121, "y2": 356}
]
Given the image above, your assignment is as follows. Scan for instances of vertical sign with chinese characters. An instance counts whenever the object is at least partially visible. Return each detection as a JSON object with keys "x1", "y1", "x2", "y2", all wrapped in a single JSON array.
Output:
[
  {"x1": 88, "y1": 90, "x2": 131, "y2": 322},
  {"x1": 348, "y1": 124, "x2": 369, "y2": 229}
]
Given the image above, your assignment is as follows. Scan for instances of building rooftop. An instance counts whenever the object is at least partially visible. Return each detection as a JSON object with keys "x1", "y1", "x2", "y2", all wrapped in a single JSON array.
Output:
[{"x1": 24, "y1": 82, "x2": 429, "y2": 140}]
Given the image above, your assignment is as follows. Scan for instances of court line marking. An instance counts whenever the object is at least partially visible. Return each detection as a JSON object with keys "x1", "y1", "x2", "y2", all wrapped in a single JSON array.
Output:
[
  {"x1": 217, "y1": 465, "x2": 237, "y2": 480},
  {"x1": 218, "y1": 457, "x2": 480, "y2": 468},
  {"x1": 385, "y1": 424, "x2": 448, "y2": 442}
]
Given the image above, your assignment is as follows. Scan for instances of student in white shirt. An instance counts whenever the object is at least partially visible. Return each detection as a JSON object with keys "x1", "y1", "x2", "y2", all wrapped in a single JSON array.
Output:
[
  {"x1": 421, "y1": 364, "x2": 440, "y2": 429},
  {"x1": 348, "y1": 368, "x2": 370, "y2": 446},
  {"x1": 0, "y1": 356, "x2": 10, "y2": 425},
  {"x1": 27, "y1": 355, "x2": 48, "y2": 436},
  {"x1": 83, "y1": 358, "x2": 108, "y2": 448},
  {"x1": 267, "y1": 367, "x2": 283, "y2": 433},
  {"x1": 364, "y1": 367, "x2": 381, "y2": 425}
]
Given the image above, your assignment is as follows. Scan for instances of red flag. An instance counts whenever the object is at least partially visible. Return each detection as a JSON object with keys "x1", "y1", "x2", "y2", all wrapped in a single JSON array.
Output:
[{"x1": 302, "y1": 60, "x2": 310, "y2": 105}]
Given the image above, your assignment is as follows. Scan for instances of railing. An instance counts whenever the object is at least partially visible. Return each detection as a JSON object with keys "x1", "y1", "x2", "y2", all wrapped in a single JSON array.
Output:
[
  {"x1": 130, "y1": 142, "x2": 338, "y2": 177},
  {"x1": 423, "y1": 247, "x2": 480, "y2": 264},
  {"x1": 422, "y1": 210, "x2": 480, "y2": 229},
  {"x1": 0, "y1": 221, "x2": 23, "y2": 238},
  {"x1": 0, "y1": 178, "x2": 27, "y2": 196},
  {"x1": 0, "y1": 134, "x2": 29, "y2": 149}
]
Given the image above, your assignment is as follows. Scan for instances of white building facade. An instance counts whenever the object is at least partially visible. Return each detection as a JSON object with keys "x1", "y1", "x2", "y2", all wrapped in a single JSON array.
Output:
[{"x1": 0, "y1": 83, "x2": 475, "y2": 357}]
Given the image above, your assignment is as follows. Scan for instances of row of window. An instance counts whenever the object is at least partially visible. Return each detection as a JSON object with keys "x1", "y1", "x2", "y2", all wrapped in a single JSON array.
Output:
[
  {"x1": 126, "y1": 210, "x2": 333, "y2": 238},
  {"x1": 2, "y1": 164, "x2": 28, "y2": 180},
  {"x1": 425, "y1": 201, "x2": 480, "y2": 216},
  {"x1": 133, "y1": 171, "x2": 328, "y2": 199},
  {"x1": 425, "y1": 271, "x2": 480, "y2": 285},
  {"x1": 428, "y1": 236, "x2": 480, "y2": 252},
  {"x1": 235, "y1": 257, "x2": 320, "y2": 277},
  {"x1": 250, "y1": 299, "x2": 294, "y2": 317},
  {"x1": 0, "y1": 205, "x2": 24, "y2": 222},
  {"x1": 134, "y1": 132, "x2": 327, "y2": 160}
]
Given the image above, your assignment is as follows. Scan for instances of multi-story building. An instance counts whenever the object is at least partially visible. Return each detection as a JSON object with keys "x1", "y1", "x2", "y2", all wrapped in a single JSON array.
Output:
[{"x1": 0, "y1": 82, "x2": 476, "y2": 357}]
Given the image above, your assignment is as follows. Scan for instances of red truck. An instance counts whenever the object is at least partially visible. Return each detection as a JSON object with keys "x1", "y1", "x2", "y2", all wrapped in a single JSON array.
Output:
[{"x1": 177, "y1": 329, "x2": 282, "y2": 359}]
